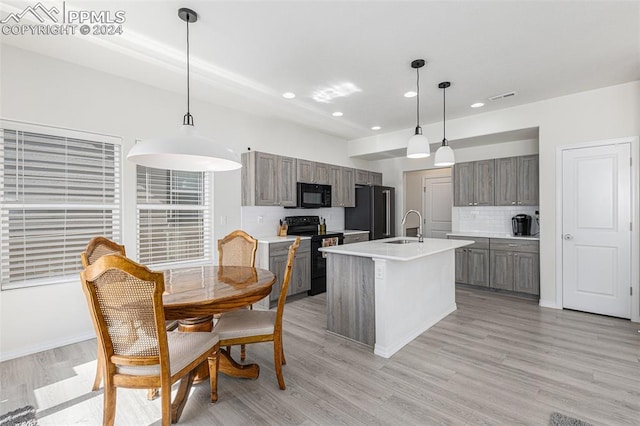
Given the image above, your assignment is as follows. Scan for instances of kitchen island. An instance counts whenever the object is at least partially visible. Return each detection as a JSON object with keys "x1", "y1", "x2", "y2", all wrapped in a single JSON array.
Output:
[{"x1": 319, "y1": 236, "x2": 473, "y2": 358}]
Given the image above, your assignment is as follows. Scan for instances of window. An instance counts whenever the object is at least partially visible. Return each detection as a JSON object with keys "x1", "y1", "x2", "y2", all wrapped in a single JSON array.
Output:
[
  {"x1": 136, "y1": 165, "x2": 210, "y2": 266},
  {"x1": 0, "y1": 121, "x2": 121, "y2": 290}
]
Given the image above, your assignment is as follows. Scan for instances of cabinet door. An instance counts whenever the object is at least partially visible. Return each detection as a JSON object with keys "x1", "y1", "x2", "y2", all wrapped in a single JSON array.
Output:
[
  {"x1": 341, "y1": 168, "x2": 356, "y2": 207},
  {"x1": 355, "y1": 169, "x2": 370, "y2": 185},
  {"x1": 329, "y1": 165, "x2": 343, "y2": 206},
  {"x1": 467, "y1": 248, "x2": 489, "y2": 287},
  {"x1": 474, "y1": 159, "x2": 495, "y2": 206},
  {"x1": 517, "y1": 155, "x2": 539, "y2": 206},
  {"x1": 269, "y1": 254, "x2": 288, "y2": 302},
  {"x1": 370, "y1": 172, "x2": 383, "y2": 186},
  {"x1": 255, "y1": 152, "x2": 278, "y2": 206},
  {"x1": 454, "y1": 248, "x2": 468, "y2": 284},
  {"x1": 495, "y1": 157, "x2": 518, "y2": 206},
  {"x1": 490, "y1": 250, "x2": 514, "y2": 290},
  {"x1": 453, "y1": 162, "x2": 474, "y2": 206},
  {"x1": 277, "y1": 156, "x2": 297, "y2": 207},
  {"x1": 289, "y1": 253, "x2": 311, "y2": 295},
  {"x1": 514, "y1": 252, "x2": 539, "y2": 294},
  {"x1": 315, "y1": 163, "x2": 330, "y2": 185},
  {"x1": 297, "y1": 159, "x2": 314, "y2": 183}
]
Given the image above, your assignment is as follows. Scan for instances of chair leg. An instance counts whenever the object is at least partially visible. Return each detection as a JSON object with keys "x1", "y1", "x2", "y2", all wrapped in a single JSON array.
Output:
[
  {"x1": 281, "y1": 344, "x2": 286, "y2": 366},
  {"x1": 171, "y1": 371, "x2": 195, "y2": 424},
  {"x1": 160, "y1": 381, "x2": 172, "y2": 426},
  {"x1": 207, "y1": 345, "x2": 220, "y2": 402},
  {"x1": 273, "y1": 336, "x2": 285, "y2": 390},
  {"x1": 147, "y1": 388, "x2": 159, "y2": 400},
  {"x1": 92, "y1": 350, "x2": 103, "y2": 391},
  {"x1": 240, "y1": 344, "x2": 246, "y2": 362},
  {"x1": 103, "y1": 383, "x2": 117, "y2": 426}
]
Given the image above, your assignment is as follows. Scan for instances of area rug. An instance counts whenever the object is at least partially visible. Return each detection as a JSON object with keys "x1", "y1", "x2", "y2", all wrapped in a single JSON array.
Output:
[
  {"x1": 0, "y1": 406, "x2": 38, "y2": 426},
  {"x1": 549, "y1": 412, "x2": 593, "y2": 426}
]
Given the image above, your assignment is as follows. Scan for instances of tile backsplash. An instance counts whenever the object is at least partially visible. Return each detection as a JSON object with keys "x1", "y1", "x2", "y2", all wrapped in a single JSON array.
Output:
[
  {"x1": 241, "y1": 206, "x2": 345, "y2": 238},
  {"x1": 452, "y1": 206, "x2": 539, "y2": 235}
]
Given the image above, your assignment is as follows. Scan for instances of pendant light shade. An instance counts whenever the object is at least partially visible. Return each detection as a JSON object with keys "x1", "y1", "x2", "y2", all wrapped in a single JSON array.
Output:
[
  {"x1": 127, "y1": 8, "x2": 241, "y2": 172},
  {"x1": 434, "y1": 81, "x2": 455, "y2": 167},
  {"x1": 406, "y1": 59, "x2": 430, "y2": 159}
]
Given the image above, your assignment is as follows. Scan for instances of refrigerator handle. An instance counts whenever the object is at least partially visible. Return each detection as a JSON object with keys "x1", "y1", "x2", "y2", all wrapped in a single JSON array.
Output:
[{"x1": 383, "y1": 189, "x2": 391, "y2": 237}]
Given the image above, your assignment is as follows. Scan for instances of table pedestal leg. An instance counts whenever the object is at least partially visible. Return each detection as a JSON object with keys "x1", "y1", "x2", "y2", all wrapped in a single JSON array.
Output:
[
  {"x1": 219, "y1": 348, "x2": 260, "y2": 379},
  {"x1": 178, "y1": 316, "x2": 213, "y2": 383}
]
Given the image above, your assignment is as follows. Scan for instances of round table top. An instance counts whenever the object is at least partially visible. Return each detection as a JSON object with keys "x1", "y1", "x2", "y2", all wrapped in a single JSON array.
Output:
[{"x1": 162, "y1": 265, "x2": 276, "y2": 320}]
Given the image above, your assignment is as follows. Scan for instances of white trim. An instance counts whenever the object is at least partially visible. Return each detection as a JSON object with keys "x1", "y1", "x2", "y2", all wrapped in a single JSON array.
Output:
[
  {"x1": 555, "y1": 136, "x2": 640, "y2": 323},
  {"x1": 0, "y1": 118, "x2": 122, "y2": 145},
  {"x1": 538, "y1": 299, "x2": 561, "y2": 309},
  {"x1": 0, "y1": 330, "x2": 96, "y2": 362}
]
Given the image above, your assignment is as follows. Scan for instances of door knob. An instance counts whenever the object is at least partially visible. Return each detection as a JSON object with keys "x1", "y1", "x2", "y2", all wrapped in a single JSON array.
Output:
[{"x1": 563, "y1": 234, "x2": 573, "y2": 240}]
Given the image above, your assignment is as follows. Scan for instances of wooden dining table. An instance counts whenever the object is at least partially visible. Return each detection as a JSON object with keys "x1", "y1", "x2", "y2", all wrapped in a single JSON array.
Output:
[{"x1": 162, "y1": 265, "x2": 276, "y2": 380}]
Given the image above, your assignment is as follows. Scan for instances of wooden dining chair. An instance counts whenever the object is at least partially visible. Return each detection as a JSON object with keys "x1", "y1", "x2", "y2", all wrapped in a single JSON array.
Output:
[
  {"x1": 217, "y1": 230, "x2": 258, "y2": 361},
  {"x1": 213, "y1": 237, "x2": 300, "y2": 390},
  {"x1": 80, "y1": 254, "x2": 220, "y2": 426},
  {"x1": 81, "y1": 236, "x2": 127, "y2": 393}
]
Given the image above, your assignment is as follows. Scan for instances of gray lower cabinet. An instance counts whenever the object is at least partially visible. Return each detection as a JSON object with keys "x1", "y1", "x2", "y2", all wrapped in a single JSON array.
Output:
[
  {"x1": 343, "y1": 232, "x2": 369, "y2": 244},
  {"x1": 242, "y1": 151, "x2": 297, "y2": 207},
  {"x1": 254, "y1": 239, "x2": 311, "y2": 309},
  {"x1": 449, "y1": 236, "x2": 489, "y2": 286},
  {"x1": 489, "y1": 238, "x2": 540, "y2": 295},
  {"x1": 330, "y1": 166, "x2": 356, "y2": 207}
]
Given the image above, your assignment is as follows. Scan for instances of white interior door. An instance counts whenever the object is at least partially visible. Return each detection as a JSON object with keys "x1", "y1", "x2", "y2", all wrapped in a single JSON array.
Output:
[
  {"x1": 562, "y1": 143, "x2": 631, "y2": 318},
  {"x1": 423, "y1": 176, "x2": 452, "y2": 239}
]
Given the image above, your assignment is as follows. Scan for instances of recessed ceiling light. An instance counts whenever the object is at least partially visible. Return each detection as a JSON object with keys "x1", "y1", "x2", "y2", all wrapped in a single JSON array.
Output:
[
  {"x1": 471, "y1": 102, "x2": 485, "y2": 108},
  {"x1": 332, "y1": 111, "x2": 343, "y2": 117},
  {"x1": 282, "y1": 92, "x2": 296, "y2": 99},
  {"x1": 371, "y1": 126, "x2": 381, "y2": 131},
  {"x1": 404, "y1": 91, "x2": 417, "y2": 98}
]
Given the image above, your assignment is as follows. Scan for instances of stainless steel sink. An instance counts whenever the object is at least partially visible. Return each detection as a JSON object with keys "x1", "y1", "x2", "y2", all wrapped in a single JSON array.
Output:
[{"x1": 384, "y1": 239, "x2": 417, "y2": 244}]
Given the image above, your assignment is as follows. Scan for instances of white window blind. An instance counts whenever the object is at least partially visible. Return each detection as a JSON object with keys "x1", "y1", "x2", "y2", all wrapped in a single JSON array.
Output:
[
  {"x1": 136, "y1": 166, "x2": 210, "y2": 266},
  {"x1": 0, "y1": 122, "x2": 121, "y2": 290}
]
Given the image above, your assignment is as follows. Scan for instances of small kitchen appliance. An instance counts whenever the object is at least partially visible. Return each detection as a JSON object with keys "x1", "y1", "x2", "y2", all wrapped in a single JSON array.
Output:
[
  {"x1": 294, "y1": 183, "x2": 332, "y2": 208},
  {"x1": 512, "y1": 214, "x2": 532, "y2": 236}
]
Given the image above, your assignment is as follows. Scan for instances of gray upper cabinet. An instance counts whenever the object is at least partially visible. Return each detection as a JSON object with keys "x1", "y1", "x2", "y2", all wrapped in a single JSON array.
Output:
[
  {"x1": 297, "y1": 160, "x2": 330, "y2": 185},
  {"x1": 241, "y1": 151, "x2": 297, "y2": 207},
  {"x1": 330, "y1": 166, "x2": 356, "y2": 207},
  {"x1": 517, "y1": 155, "x2": 539, "y2": 205},
  {"x1": 453, "y1": 160, "x2": 494, "y2": 206},
  {"x1": 495, "y1": 155, "x2": 539, "y2": 206},
  {"x1": 355, "y1": 169, "x2": 383, "y2": 186}
]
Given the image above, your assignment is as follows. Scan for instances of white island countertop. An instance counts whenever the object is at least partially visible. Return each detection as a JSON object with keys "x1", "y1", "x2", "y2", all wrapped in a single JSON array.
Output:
[
  {"x1": 319, "y1": 236, "x2": 473, "y2": 262},
  {"x1": 447, "y1": 231, "x2": 540, "y2": 241}
]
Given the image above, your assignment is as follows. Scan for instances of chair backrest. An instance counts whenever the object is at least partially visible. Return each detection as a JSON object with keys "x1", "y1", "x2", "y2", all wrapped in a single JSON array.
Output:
[
  {"x1": 81, "y1": 236, "x2": 126, "y2": 268},
  {"x1": 274, "y1": 237, "x2": 300, "y2": 329},
  {"x1": 80, "y1": 254, "x2": 169, "y2": 374},
  {"x1": 218, "y1": 230, "x2": 258, "y2": 267}
]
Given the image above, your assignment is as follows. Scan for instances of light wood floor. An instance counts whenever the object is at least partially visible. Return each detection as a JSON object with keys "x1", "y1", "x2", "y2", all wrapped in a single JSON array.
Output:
[{"x1": 1, "y1": 287, "x2": 639, "y2": 425}]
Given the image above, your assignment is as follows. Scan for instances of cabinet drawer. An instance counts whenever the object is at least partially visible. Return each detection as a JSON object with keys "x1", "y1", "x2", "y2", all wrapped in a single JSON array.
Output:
[
  {"x1": 490, "y1": 239, "x2": 539, "y2": 253},
  {"x1": 344, "y1": 233, "x2": 369, "y2": 244},
  {"x1": 448, "y1": 236, "x2": 489, "y2": 250},
  {"x1": 268, "y1": 239, "x2": 310, "y2": 257}
]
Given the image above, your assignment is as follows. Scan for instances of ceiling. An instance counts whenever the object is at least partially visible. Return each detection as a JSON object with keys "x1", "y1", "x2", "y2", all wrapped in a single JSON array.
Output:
[{"x1": 1, "y1": 1, "x2": 639, "y2": 141}]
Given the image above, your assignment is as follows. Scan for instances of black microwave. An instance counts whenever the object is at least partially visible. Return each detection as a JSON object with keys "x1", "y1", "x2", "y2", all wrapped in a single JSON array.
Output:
[{"x1": 296, "y1": 183, "x2": 332, "y2": 208}]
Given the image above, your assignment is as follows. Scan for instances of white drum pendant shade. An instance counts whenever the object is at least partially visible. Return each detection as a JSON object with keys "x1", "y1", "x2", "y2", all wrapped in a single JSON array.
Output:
[
  {"x1": 127, "y1": 125, "x2": 241, "y2": 172},
  {"x1": 434, "y1": 144, "x2": 455, "y2": 166},
  {"x1": 407, "y1": 133, "x2": 430, "y2": 158}
]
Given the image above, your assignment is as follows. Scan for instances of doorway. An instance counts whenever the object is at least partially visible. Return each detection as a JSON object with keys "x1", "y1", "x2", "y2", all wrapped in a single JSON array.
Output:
[
  {"x1": 559, "y1": 139, "x2": 637, "y2": 319},
  {"x1": 423, "y1": 176, "x2": 452, "y2": 238}
]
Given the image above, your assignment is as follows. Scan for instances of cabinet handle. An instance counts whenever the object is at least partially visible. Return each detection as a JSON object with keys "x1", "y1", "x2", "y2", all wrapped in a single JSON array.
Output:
[
  {"x1": 508, "y1": 244, "x2": 518, "y2": 247},
  {"x1": 468, "y1": 203, "x2": 473, "y2": 206},
  {"x1": 474, "y1": 203, "x2": 478, "y2": 206},
  {"x1": 518, "y1": 201, "x2": 522, "y2": 205},
  {"x1": 511, "y1": 201, "x2": 516, "y2": 205}
]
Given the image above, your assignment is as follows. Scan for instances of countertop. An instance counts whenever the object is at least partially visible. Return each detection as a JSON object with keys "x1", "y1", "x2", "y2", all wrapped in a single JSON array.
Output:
[
  {"x1": 318, "y1": 236, "x2": 474, "y2": 262},
  {"x1": 257, "y1": 235, "x2": 311, "y2": 244},
  {"x1": 447, "y1": 231, "x2": 540, "y2": 241}
]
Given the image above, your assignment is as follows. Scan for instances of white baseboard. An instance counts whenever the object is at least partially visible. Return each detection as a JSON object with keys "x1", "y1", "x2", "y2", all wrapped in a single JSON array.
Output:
[
  {"x1": 539, "y1": 299, "x2": 561, "y2": 309},
  {"x1": 0, "y1": 331, "x2": 96, "y2": 362}
]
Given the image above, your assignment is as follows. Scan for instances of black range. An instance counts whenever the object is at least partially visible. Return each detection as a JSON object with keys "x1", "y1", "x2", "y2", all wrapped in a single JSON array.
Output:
[{"x1": 285, "y1": 216, "x2": 344, "y2": 295}]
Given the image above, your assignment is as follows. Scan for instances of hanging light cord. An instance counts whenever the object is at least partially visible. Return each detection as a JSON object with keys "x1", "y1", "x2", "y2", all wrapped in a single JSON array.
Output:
[
  {"x1": 183, "y1": 12, "x2": 194, "y2": 126},
  {"x1": 442, "y1": 86, "x2": 446, "y2": 144},
  {"x1": 415, "y1": 67, "x2": 421, "y2": 129}
]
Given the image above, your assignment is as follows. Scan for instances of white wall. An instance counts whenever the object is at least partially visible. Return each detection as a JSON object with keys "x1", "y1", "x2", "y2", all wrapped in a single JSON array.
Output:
[
  {"x1": 0, "y1": 45, "x2": 367, "y2": 360},
  {"x1": 362, "y1": 81, "x2": 640, "y2": 313}
]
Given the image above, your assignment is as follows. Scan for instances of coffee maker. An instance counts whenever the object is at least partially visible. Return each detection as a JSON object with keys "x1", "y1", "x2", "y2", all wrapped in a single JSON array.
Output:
[{"x1": 512, "y1": 214, "x2": 532, "y2": 236}]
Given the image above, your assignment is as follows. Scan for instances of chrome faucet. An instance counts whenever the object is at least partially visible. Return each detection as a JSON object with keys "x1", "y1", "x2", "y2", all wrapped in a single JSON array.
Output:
[{"x1": 401, "y1": 209, "x2": 423, "y2": 243}]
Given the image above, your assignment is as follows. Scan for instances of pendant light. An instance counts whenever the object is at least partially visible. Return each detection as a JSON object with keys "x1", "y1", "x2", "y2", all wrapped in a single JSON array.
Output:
[
  {"x1": 127, "y1": 8, "x2": 241, "y2": 172},
  {"x1": 434, "y1": 81, "x2": 455, "y2": 167},
  {"x1": 406, "y1": 59, "x2": 430, "y2": 159}
]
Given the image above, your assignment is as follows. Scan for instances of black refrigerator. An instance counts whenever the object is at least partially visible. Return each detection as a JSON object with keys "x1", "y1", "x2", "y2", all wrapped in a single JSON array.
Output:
[{"x1": 345, "y1": 185, "x2": 395, "y2": 240}]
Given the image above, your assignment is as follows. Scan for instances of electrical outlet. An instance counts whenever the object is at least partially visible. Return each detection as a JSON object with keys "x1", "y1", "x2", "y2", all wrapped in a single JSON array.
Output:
[
  {"x1": 258, "y1": 216, "x2": 263, "y2": 224},
  {"x1": 220, "y1": 216, "x2": 227, "y2": 225}
]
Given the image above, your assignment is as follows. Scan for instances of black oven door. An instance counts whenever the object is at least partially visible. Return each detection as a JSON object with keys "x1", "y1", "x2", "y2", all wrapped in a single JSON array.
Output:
[{"x1": 309, "y1": 234, "x2": 344, "y2": 295}]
